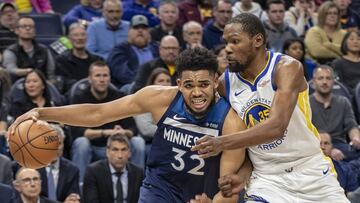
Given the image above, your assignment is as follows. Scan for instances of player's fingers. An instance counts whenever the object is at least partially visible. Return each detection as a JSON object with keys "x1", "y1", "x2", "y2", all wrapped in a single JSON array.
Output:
[{"x1": 191, "y1": 136, "x2": 210, "y2": 151}]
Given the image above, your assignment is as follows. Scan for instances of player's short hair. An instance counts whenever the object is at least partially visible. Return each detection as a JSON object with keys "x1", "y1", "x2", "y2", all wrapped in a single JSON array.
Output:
[
  {"x1": 175, "y1": 47, "x2": 218, "y2": 76},
  {"x1": 106, "y1": 134, "x2": 130, "y2": 149},
  {"x1": 226, "y1": 13, "x2": 267, "y2": 45}
]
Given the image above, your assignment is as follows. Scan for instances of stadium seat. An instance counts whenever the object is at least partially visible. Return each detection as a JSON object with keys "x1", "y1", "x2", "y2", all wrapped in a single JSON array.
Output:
[
  {"x1": 355, "y1": 82, "x2": 360, "y2": 116},
  {"x1": 308, "y1": 80, "x2": 353, "y2": 101},
  {"x1": 50, "y1": 0, "x2": 79, "y2": 15},
  {"x1": 29, "y1": 14, "x2": 64, "y2": 36}
]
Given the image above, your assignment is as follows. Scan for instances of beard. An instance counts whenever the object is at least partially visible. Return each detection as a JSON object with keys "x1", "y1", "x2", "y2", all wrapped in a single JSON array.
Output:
[
  {"x1": 228, "y1": 61, "x2": 248, "y2": 73},
  {"x1": 184, "y1": 98, "x2": 215, "y2": 120}
]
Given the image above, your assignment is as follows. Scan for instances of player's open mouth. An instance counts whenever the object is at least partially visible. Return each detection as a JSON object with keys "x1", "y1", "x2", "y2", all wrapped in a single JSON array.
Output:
[{"x1": 192, "y1": 98, "x2": 207, "y2": 109}]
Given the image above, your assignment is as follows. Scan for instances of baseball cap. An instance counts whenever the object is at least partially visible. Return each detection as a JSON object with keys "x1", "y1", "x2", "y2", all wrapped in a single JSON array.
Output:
[
  {"x1": 0, "y1": 2, "x2": 17, "y2": 12},
  {"x1": 130, "y1": 15, "x2": 149, "y2": 27}
]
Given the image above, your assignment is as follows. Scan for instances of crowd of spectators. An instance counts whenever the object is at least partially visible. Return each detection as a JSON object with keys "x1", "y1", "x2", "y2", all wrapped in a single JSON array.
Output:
[{"x1": 0, "y1": 0, "x2": 359, "y2": 202}]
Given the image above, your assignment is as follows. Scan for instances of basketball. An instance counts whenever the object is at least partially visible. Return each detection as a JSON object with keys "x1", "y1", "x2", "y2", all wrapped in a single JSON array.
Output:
[{"x1": 8, "y1": 120, "x2": 59, "y2": 169}]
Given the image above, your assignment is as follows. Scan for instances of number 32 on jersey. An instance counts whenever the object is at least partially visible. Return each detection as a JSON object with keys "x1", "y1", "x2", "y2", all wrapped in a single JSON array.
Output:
[{"x1": 171, "y1": 147, "x2": 205, "y2": 175}]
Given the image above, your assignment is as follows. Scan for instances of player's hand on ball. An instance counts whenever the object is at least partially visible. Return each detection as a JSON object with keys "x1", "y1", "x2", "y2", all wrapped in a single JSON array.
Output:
[
  {"x1": 189, "y1": 193, "x2": 212, "y2": 203},
  {"x1": 8, "y1": 108, "x2": 40, "y2": 136},
  {"x1": 191, "y1": 135, "x2": 224, "y2": 158},
  {"x1": 218, "y1": 174, "x2": 246, "y2": 197}
]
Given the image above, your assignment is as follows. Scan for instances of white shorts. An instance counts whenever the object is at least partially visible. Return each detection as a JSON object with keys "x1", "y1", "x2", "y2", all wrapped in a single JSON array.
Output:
[{"x1": 245, "y1": 154, "x2": 349, "y2": 203}]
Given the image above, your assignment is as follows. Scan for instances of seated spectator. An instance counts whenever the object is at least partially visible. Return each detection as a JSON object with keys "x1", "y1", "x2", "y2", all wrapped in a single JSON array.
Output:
[
  {"x1": 263, "y1": 0, "x2": 297, "y2": 52},
  {"x1": 107, "y1": 15, "x2": 158, "y2": 90},
  {"x1": 182, "y1": 21, "x2": 204, "y2": 49},
  {"x1": 0, "y1": 2, "x2": 19, "y2": 52},
  {"x1": 38, "y1": 125, "x2": 80, "y2": 202},
  {"x1": 2, "y1": 16, "x2": 55, "y2": 82},
  {"x1": 310, "y1": 65, "x2": 360, "y2": 161},
  {"x1": 282, "y1": 38, "x2": 317, "y2": 80},
  {"x1": 320, "y1": 131, "x2": 359, "y2": 194},
  {"x1": 0, "y1": 183, "x2": 16, "y2": 203},
  {"x1": 203, "y1": 0, "x2": 232, "y2": 50},
  {"x1": 86, "y1": 0, "x2": 129, "y2": 60},
  {"x1": 0, "y1": 154, "x2": 13, "y2": 185},
  {"x1": 4, "y1": 0, "x2": 54, "y2": 14},
  {"x1": 13, "y1": 168, "x2": 58, "y2": 203},
  {"x1": 305, "y1": 1, "x2": 347, "y2": 64},
  {"x1": 232, "y1": 0, "x2": 267, "y2": 22},
  {"x1": 214, "y1": 44, "x2": 227, "y2": 75},
  {"x1": 332, "y1": 30, "x2": 360, "y2": 94},
  {"x1": 0, "y1": 68, "x2": 11, "y2": 156},
  {"x1": 9, "y1": 70, "x2": 63, "y2": 120},
  {"x1": 284, "y1": 0, "x2": 317, "y2": 37},
  {"x1": 55, "y1": 23, "x2": 102, "y2": 94},
  {"x1": 134, "y1": 68, "x2": 171, "y2": 156},
  {"x1": 122, "y1": 0, "x2": 160, "y2": 27},
  {"x1": 70, "y1": 61, "x2": 145, "y2": 182},
  {"x1": 177, "y1": 0, "x2": 213, "y2": 26},
  {"x1": 63, "y1": 0, "x2": 103, "y2": 29},
  {"x1": 334, "y1": 0, "x2": 360, "y2": 31},
  {"x1": 348, "y1": 187, "x2": 360, "y2": 203},
  {"x1": 150, "y1": 0, "x2": 184, "y2": 47},
  {"x1": 83, "y1": 135, "x2": 144, "y2": 203},
  {"x1": 131, "y1": 35, "x2": 179, "y2": 93}
]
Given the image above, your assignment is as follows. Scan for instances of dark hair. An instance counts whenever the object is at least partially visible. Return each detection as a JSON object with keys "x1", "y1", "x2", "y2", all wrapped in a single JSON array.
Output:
[
  {"x1": 340, "y1": 31, "x2": 360, "y2": 55},
  {"x1": 16, "y1": 16, "x2": 33, "y2": 27},
  {"x1": 213, "y1": 44, "x2": 226, "y2": 56},
  {"x1": 146, "y1": 67, "x2": 171, "y2": 86},
  {"x1": 227, "y1": 13, "x2": 267, "y2": 45},
  {"x1": 214, "y1": 0, "x2": 232, "y2": 9},
  {"x1": 106, "y1": 134, "x2": 130, "y2": 148},
  {"x1": 282, "y1": 38, "x2": 310, "y2": 79},
  {"x1": 266, "y1": 0, "x2": 285, "y2": 10},
  {"x1": 24, "y1": 69, "x2": 49, "y2": 98},
  {"x1": 88, "y1": 60, "x2": 108, "y2": 75},
  {"x1": 175, "y1": 47, "x2": 218, "y2": 76}
]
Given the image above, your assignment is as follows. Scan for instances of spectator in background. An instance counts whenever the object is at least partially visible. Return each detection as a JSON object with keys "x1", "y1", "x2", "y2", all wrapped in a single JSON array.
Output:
[
  {"x1": 4, "y1": 0, "x2": 54, "y2": 14},
  {"x1": 0, "y1": 68, "x2": 11, "y2": 156},
  {"x1": 9, "y1": 70, "x2": 63, "y2": 120},
  {"x1": 284, "y1": 0, "x2": 317, "y2": 37},
  {"x1": 182, "y1": 21, "x2": 203, "y2": 49},
  {"x1": 0, "y1": 183, "x2": 16, "y2": 203},
  {"x1": 232, "y1": 0, "x2": 267, "y2": 22},
  {"x1": 38, "y1": 125, "x2": 80, "y2": 202},
  {"x1": 203, "y1": 0, "x2": 232, "y2": 50},
  {"x1": 150, "y1": 0, "x2": 184, "y2": 48},
  {"x1": 320, "y1": 131, "x2": 359, "y2": 194},
  {"x1": 310, "y1": 65, "x2": 360, "y2": 161},
  {"x1": 264, "y1": 0, "x2": 297, "y2": 52},
  {"x1": 305, "y1": 1, "x2": 346, "y2": 64},
  {"x1": 107, "y1": 15, "x2": 158, "y2": 90},
  {"x1": 2, "y1": 16, "x2": 55, "y2": 82},
  {"x1": 283, "y1": 38, "x2": 317, "y2": 80},
  {"x1": 333, "y1": 0, "x2": 360, "y2": 31},
  {"x1": 332, "y1": 30, "x2": 360, "y2": 93},
  {"x1": 177, "y1": 0, "x2": 213, "y2": 26},
  {"x1": 214, "y1": 44, "x2": 227, "y2": 75},
  {"x1": 86, "y1": 0, "x2": 129, "y2": 60},
  {"x1": 0, "y1": 154, "x2": 13, "y2": 185},
  {"x1": 83, "y1": 135, "x2": 144, "y2": 203},
  {"x1": 63, "y1": 0, "x2": 103, "y2": 28},
  {"x1": 132, "y1": 35, "x2": 180, "y2": 93},
  {"x1": 134, "y1": 68, "x2": 171, "y2": 156},
  {"x1": 0, "y1": 2, "x2": 19, "y2": 52},
  {"x1": 55, "y1": 23, "x2": 102, "y2": 94},
  {"x1": 122, "y1": 0, "x2": 160, "y2": 27},
  {"x1": 70, "y1": 61, "x2": 145, "y2": 181}
]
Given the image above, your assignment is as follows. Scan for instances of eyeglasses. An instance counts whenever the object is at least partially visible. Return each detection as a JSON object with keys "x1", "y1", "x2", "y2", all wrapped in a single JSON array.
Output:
[
  {"x1": 19, "y1": 177, "x2": 40, "y2": 185},
  {"x1": 17, "y1": 24, "x2": 35, "y2": 29}
]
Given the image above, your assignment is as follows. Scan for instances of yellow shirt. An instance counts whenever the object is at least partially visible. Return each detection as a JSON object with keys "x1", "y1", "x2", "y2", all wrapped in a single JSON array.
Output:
[
  {"x1": 168, "y1": 65, "x2": 176, "y2": 76},
  {"x1": 15, "y1": 0, "x2": 32, "y2": 13}
]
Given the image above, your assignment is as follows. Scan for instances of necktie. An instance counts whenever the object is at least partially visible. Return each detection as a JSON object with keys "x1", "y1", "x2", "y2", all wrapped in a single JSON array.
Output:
[
  {"x1": 115, "y1": 172, "x2": 123, "y2": 203},
  {"x1": 47, "y1": 165, "x2": 57, "y2": 200}
]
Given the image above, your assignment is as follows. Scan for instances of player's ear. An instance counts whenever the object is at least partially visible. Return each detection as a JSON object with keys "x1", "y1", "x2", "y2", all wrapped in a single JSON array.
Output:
[
  {"x1": 253, "y1": 33, "x2": 264, "y2": 48},
  {"x1": 213, "y1": 73, "x2": 219, "y2": 89},
  {"x1": 177, "y1": 78, "x2": 182, "y2": 89}
]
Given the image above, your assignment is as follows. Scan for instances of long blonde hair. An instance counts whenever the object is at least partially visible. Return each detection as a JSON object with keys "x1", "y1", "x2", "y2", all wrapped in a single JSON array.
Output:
[{"x1": 317, "y1": 1, "x2": 341, "y2": 29}]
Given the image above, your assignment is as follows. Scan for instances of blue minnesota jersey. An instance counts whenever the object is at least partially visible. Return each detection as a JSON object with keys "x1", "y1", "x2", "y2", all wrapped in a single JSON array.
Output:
[{"x1": 145, "y1": 92, "x2": 231, "y2": 202}]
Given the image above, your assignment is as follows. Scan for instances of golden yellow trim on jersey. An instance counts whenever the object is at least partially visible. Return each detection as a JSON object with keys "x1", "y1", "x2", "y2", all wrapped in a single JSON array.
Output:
[
  {"x1": 323, "y1": 155, "x2": 337, "y2": 176},
  {"x1": 239, "y1": 52, "x2": 271, "y2": 85},
  {"x1": 297, "y1": 88, "x2": 320, "y2": 139}
]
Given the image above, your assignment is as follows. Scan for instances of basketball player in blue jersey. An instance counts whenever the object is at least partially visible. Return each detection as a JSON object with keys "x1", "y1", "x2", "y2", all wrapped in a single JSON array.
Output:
[
  {"x1": 9, "y1": 48, "x2": 247, "y2": 203},
  {"x1": 191, "y1": 13, "x2": 349, "y2": 202}
]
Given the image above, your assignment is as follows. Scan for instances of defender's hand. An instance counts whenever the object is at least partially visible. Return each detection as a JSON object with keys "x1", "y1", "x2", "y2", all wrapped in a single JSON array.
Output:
[{"x1": 191, "y1": 135, "x2": 224, "y2": 158}]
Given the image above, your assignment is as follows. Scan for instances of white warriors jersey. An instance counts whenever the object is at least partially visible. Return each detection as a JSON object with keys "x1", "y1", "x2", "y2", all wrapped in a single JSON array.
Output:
[{"x1": 224, "y1": 51, "x2": 323, "y2": 174}]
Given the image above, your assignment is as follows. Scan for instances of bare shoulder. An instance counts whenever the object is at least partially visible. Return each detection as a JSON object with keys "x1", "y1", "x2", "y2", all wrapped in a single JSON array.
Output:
[
  {"x1": 223, "y1": 108, "x2": 246, "y2": 134},
  {"x1": 275, "y1": 55, "x2": 307, "y2": 91},
  {"x1": 277, "y1": 55, "x2": 303, "y2": 73}
]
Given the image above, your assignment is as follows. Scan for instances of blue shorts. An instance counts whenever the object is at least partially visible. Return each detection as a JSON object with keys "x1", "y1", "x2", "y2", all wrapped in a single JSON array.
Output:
[{"x1": 138, "y1": 182, "x2": 183, "y2": 203}]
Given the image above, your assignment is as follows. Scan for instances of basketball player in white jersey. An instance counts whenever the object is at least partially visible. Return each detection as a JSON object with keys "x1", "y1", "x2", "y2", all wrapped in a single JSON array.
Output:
[{"x1": 191, "y1": 13, "x2": 349, "y2": 202}]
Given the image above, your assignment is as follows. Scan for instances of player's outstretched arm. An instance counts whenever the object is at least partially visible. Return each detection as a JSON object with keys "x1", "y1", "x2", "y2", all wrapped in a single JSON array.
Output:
[
  {"x1": 9, "y1": 86, "x2": 177, "y2": 135},
  {"x1": 192, "y1": 57, "x2": 307, "y2": 157},
  {"x1": 213, "y1": 109, "x2": 247, "y2": 203}
]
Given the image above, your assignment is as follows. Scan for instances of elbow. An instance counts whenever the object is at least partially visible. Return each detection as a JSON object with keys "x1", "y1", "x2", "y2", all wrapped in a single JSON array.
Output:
[{"x1": 271, "y1": 120, "x2": 288, "y2": 140}]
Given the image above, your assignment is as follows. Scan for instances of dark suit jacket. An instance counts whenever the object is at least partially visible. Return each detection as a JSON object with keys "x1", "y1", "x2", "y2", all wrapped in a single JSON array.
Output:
[
  {"x1": 14, "y1": 195, "x2": 58, "y2": 203},
  {"x1": 38, "y1": 157, "x2": 80, "y2": 202},
  {"x1": 0, "y1": 154, "x2": 13, "y2": 185},
  {"x1": 83, "y1": 159, "x2": 144, "y2": 203},
  {"x1": 0, "y1": 183, "x2": 16, "y2": 203}
]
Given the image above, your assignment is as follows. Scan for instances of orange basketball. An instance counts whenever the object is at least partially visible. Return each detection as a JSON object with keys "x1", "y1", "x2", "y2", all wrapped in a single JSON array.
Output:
[{"x1": 8, "y1": 120, "x2": 59, "y2": 169}]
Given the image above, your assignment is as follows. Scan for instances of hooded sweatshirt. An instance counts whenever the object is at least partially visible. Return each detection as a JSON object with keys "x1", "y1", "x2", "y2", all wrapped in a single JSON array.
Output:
[{"x1": 232, "y1": 1, "x2": 267, "y2": 21}]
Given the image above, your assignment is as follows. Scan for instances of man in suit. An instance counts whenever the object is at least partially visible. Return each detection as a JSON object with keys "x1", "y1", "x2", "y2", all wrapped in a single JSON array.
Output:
[
  {"x1": 38, "y1": 125, "x2": 80, "y2": 202},
  {"x1": 0, "y1": 183, "x2": 16, "y2": 203},
  {"x1": 83, "y1": 134, "x2": 144, "y2": 203},
  {"x1": 0, "y1": 153, "x2": 13, "y2": 185}
]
